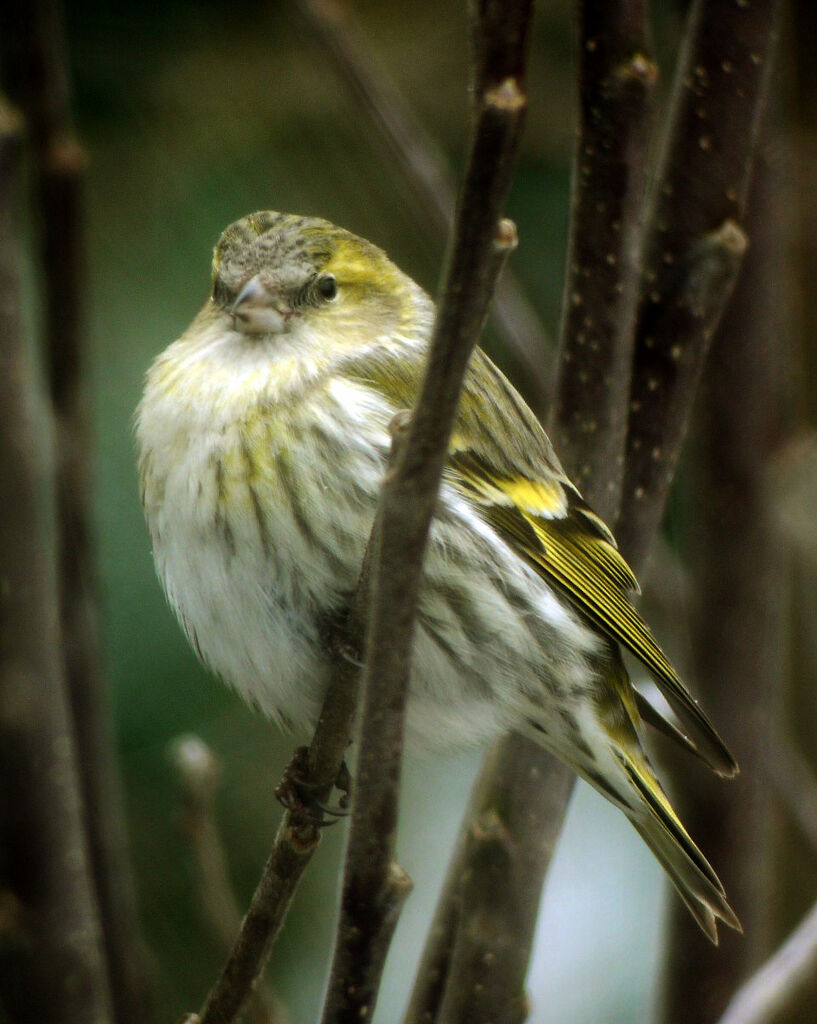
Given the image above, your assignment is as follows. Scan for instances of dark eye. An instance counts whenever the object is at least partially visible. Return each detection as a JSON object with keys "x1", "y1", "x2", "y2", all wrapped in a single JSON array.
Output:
[{"x1": 316, "y1": 274, "x2": 338, "y2": 301}]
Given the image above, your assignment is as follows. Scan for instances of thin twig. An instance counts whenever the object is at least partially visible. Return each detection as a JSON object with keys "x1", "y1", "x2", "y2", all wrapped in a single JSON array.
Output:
[
  {"x1": 550, "y1": 0, "x2": 656, "y2": 521},
  {"x1": 0, "y1": 95, "x2": 113, "y2": 1024},
  {"x1": 441, "y1": 743, "x2": 573, "y2": 1024},
  {"x1": 172, "y1": 737, "x2": 290, "y2": 1024},
  {"x1": 316, "y1": 412, "x2": 419, "y2": 1023},
  {"x1": 195, "y1": 469, "x2": 390, "y2": 1024},
  {"x1": 196, "y1": 811, "x2": 321, "y2": 1024},
  {"x1": 655, "y1": 30, "x2": 789, "y2": 1022},
  {"x1": 294, "y1": 0, "x2": 551, "y2": 399},
  {"x1": 195, "y1": 469, "x2": 383, "y2": 1024},
  {"x1": 406, "y1": 4, "x2": 656, "y2": 1020},
  {"x1": 716, "y1": 901, "x2": 817, "y2": 1024},
  {"x1": 616, "y1": 0, "x2": 782, "y2": 569},
  {"x1": 405, "y1": 734, "x2": 575, "y2": 1024},
  {"x1": 319, "y1": 2, "x2": 534, "y2": 1019},
  {"x1": 0, "y1": 2, "x2": 151, "y2": 1019}
]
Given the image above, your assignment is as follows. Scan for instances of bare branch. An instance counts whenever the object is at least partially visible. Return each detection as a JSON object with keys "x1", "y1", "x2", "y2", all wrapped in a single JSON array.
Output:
[
  {"x1": 716, "y1": 902, "x2": 817, "y2": 1024},
  {"x1": 318, "y1": 412, "x2": 420, "y2": 1023},
  {"x1": 435, "y1": 742, "x2": 573, "y2": 1024},
  {"x1": 194, "y1": 458, "x2": 391, "y2": 1024},
  {"x1": 196, "y1": 810, "x2": 321, "y2": 1024},
  {"x1": 319, "y1": 3, "x2": 533, "y2": 1019},
  {"x1": 550, "y1": 0, "x2": 656, "y2": 521},
  {"x1": 616, "y1": 0, "x2": 782, "y2": 569},
  {"x1": 407, "y1": 5, "x2": 657, "y2": 1019},
  {"x1": 172, "y1": 737, "x2": 291, "y2": 1024},
  {"x1": 293, "y1": 0, "x2": 551, "y2": 398},
  {"x1": 657, "y1": 60, "x2": 793, "y2": 1019},
  {"x1": 0, "y1": 2, "x2": 151, "y2": 1019},
  {"x1": 0, "y1": 95, "x2": 113, "y2": 1024},
  {"x1": 193, "y1": 454, "x2": 389, "y2": 1024}
]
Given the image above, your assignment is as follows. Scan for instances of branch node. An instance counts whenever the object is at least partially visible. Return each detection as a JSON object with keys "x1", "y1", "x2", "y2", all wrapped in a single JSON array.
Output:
[
  {"x1": 493, "y1": 217, "x2": 518, "y2": 252},
  {"x1": 170, "y1": 734, "x2": 221, "y2": 804},
  {"x1": 485, "y1": 77, "x2": 526, "y2": 112},
  {"x1": 713, "y1": 217, "x2": 750, "y2": 256},
  {"x1": 618, "y1": 52, "x2": 659, "y2": 87},
  {"x1": 682, "y1": 218, "x2": 749, "y2": 317},
  {"x1": 388, "y1": 408, "x2": 412, "y2": 444},
  {"x1": 387, "y1": 861, "x2": 414, "y2": 902},
  {"x1": 472, "y1": 807, "x2": 510, "y2": 845},
  {"x1": 285, "y1": 820, "x2": 323, "y2": 854}
]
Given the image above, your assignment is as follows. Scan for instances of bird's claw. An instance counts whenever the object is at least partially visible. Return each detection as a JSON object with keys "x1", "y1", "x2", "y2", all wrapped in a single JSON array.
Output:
[{"x1": 275, "y1": 746, "x2": 352, "y2": 826}]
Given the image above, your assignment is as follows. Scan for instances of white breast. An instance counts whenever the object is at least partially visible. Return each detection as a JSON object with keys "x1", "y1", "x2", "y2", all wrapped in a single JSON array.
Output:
[
  {"x1": 136, "y1": 319, "x2": 395, "y2": 727},
  {"x1": 136, "y1": 313, "x2": 600, "y2": 751}
]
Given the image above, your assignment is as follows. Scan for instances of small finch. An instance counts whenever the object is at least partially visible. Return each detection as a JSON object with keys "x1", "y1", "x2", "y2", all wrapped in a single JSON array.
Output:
[{"x1": 137, "y1": 210, "x2": 740, "y2": 941}]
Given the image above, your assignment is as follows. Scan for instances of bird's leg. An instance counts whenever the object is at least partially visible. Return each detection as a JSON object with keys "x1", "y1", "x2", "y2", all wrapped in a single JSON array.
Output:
[
  {"x1": 275, "y1": 745, "x2": 352, "y2": 825},
  {"x1": 334, "y1": 758, "x2": 352, "y2": 812}
]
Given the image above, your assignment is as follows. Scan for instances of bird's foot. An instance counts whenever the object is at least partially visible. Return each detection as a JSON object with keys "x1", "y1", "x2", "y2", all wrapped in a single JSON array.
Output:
[{"x1": 275, "y1": 746, "x2": 352, "y2": 826}]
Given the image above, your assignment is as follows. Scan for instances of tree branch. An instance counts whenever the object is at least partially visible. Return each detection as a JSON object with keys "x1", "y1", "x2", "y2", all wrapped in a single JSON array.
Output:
[
  {"x1": 0, "y1": 2, "x2": 151, "y2": 1019},
  {"x1": 194, "y1": 469, "x2": 383, "y2": 1024},
  {"x1": 550, "y1": 0, "x2": 656, "y2": 520},
  {"x1": 195, "y1": 809, "x2": 321, "y2": 1024},
  {"x1": 660, "y1": 176, "x2": 786, "y2": 1024},
  {"x1": 0, "y1": 95, "x2": 113, "y2": 1024},
  {"x1": 655, "y1": 23, "x2": 789, "y2": 1021},
  {"x1": 406, "y1": 4, "x2": 657, "y2": 1020},
  {"x1": 319, "y1": 3, "x2": 533, "y2": 1014},
  {"x1": 616, "y1": 0, "x2": 781, "y2": 569},
  {"x1": 172, "y1": 737, "x2": 290, "y2": 1024},
  {"x1": 294, "y1": 0, "x2": 551, "y2": 399}
]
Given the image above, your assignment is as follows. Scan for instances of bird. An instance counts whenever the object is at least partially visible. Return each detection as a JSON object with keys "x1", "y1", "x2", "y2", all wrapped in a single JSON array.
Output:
[{"x1": 136, "y1": 209, "x2": 740, "y2": 942}]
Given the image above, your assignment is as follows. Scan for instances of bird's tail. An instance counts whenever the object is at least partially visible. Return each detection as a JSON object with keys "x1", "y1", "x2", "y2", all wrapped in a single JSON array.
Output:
[{"x1": 618, "y1": 752, "x2": 741, "y2": 944}]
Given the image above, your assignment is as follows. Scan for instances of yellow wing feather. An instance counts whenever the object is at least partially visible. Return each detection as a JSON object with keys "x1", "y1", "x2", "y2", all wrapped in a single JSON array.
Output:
[
  {"x1": 345, "y1": 340, "x2": 737, "y2": 777},
  {"x1": 448, "y1": 444, "x2": 737, "y2": 777},
  {"x1": 447, "y1": 357, "x2": 738, "y2": 779}
]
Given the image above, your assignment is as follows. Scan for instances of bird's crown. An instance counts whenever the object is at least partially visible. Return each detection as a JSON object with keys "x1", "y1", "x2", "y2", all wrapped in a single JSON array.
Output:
[{"x1": 211, "y1": 211, "x2": 415, "y2": 323}]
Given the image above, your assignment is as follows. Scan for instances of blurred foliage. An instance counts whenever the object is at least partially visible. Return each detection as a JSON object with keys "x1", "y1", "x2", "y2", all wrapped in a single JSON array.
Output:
[{"x1": 40, "y1": 0, "x2": 815, "y2": 1021}]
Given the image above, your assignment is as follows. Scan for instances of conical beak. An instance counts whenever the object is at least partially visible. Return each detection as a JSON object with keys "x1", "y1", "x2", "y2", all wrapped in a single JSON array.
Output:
[{"x1": 232, "y1": 274, "x2": 293, "y2": 334}]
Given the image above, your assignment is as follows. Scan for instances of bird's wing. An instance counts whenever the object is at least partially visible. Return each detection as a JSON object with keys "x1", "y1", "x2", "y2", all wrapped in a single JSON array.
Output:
[{"x1": 447, "y1": 349, "x2": 738, "y2": 778}]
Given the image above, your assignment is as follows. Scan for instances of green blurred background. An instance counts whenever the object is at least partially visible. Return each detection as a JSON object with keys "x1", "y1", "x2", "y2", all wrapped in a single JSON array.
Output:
[{"x1": 51, "y1": 0, "x2": 796, "y2": 1020}]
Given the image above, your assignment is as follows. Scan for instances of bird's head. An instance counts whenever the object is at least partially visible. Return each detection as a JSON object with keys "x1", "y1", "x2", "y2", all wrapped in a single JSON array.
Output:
[{"x1": 211, "y1": 211, "x2": 429, "y2": 347}]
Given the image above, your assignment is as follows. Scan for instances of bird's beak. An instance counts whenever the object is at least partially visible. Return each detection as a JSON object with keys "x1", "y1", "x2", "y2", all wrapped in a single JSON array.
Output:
[{"x1": 231, "y1": 274, "x2": 293, "y2": 334}]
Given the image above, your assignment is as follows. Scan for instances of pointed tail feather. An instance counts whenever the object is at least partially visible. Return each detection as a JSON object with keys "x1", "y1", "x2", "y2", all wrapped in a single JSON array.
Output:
[
  {"x1": 619, "y1": 755, "x2": 741, "y2": 943},
  {"x1": 634, "y1": 689, "x2": 702, "y2": 761}
]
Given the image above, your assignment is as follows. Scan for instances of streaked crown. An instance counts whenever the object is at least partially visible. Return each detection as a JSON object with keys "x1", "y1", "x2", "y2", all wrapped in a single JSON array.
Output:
[{"x1": 208, "y1": 211, "x2": 430, "y2": 342}]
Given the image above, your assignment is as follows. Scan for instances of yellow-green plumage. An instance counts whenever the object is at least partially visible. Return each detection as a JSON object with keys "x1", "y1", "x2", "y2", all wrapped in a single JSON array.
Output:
[{"x1": 136, "y1": 210, "x2": 740, "y2": 942}]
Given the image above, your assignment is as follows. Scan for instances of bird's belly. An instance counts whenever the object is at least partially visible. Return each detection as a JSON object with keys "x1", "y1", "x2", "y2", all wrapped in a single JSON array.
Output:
[
  {"x1": 141, "y1": 402, "x2": 601, "y2": 749},
  {"x1": 157, "y1": 523, "x2": 332, "y2": 728},
  {"x1": 143, "y1": 413, "x2": 378, "y2": 729}
]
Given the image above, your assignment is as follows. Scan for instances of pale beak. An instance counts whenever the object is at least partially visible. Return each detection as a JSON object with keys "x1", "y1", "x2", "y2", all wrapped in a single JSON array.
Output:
[{"x1": 231, "y1": 274, "x2": 294, "y2": 334}]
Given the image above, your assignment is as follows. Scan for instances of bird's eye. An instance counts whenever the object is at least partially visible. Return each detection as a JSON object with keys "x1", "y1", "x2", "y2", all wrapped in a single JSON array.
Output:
[{"x1": 316, "y1": 274, "x2": 338, "y2": 301}]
